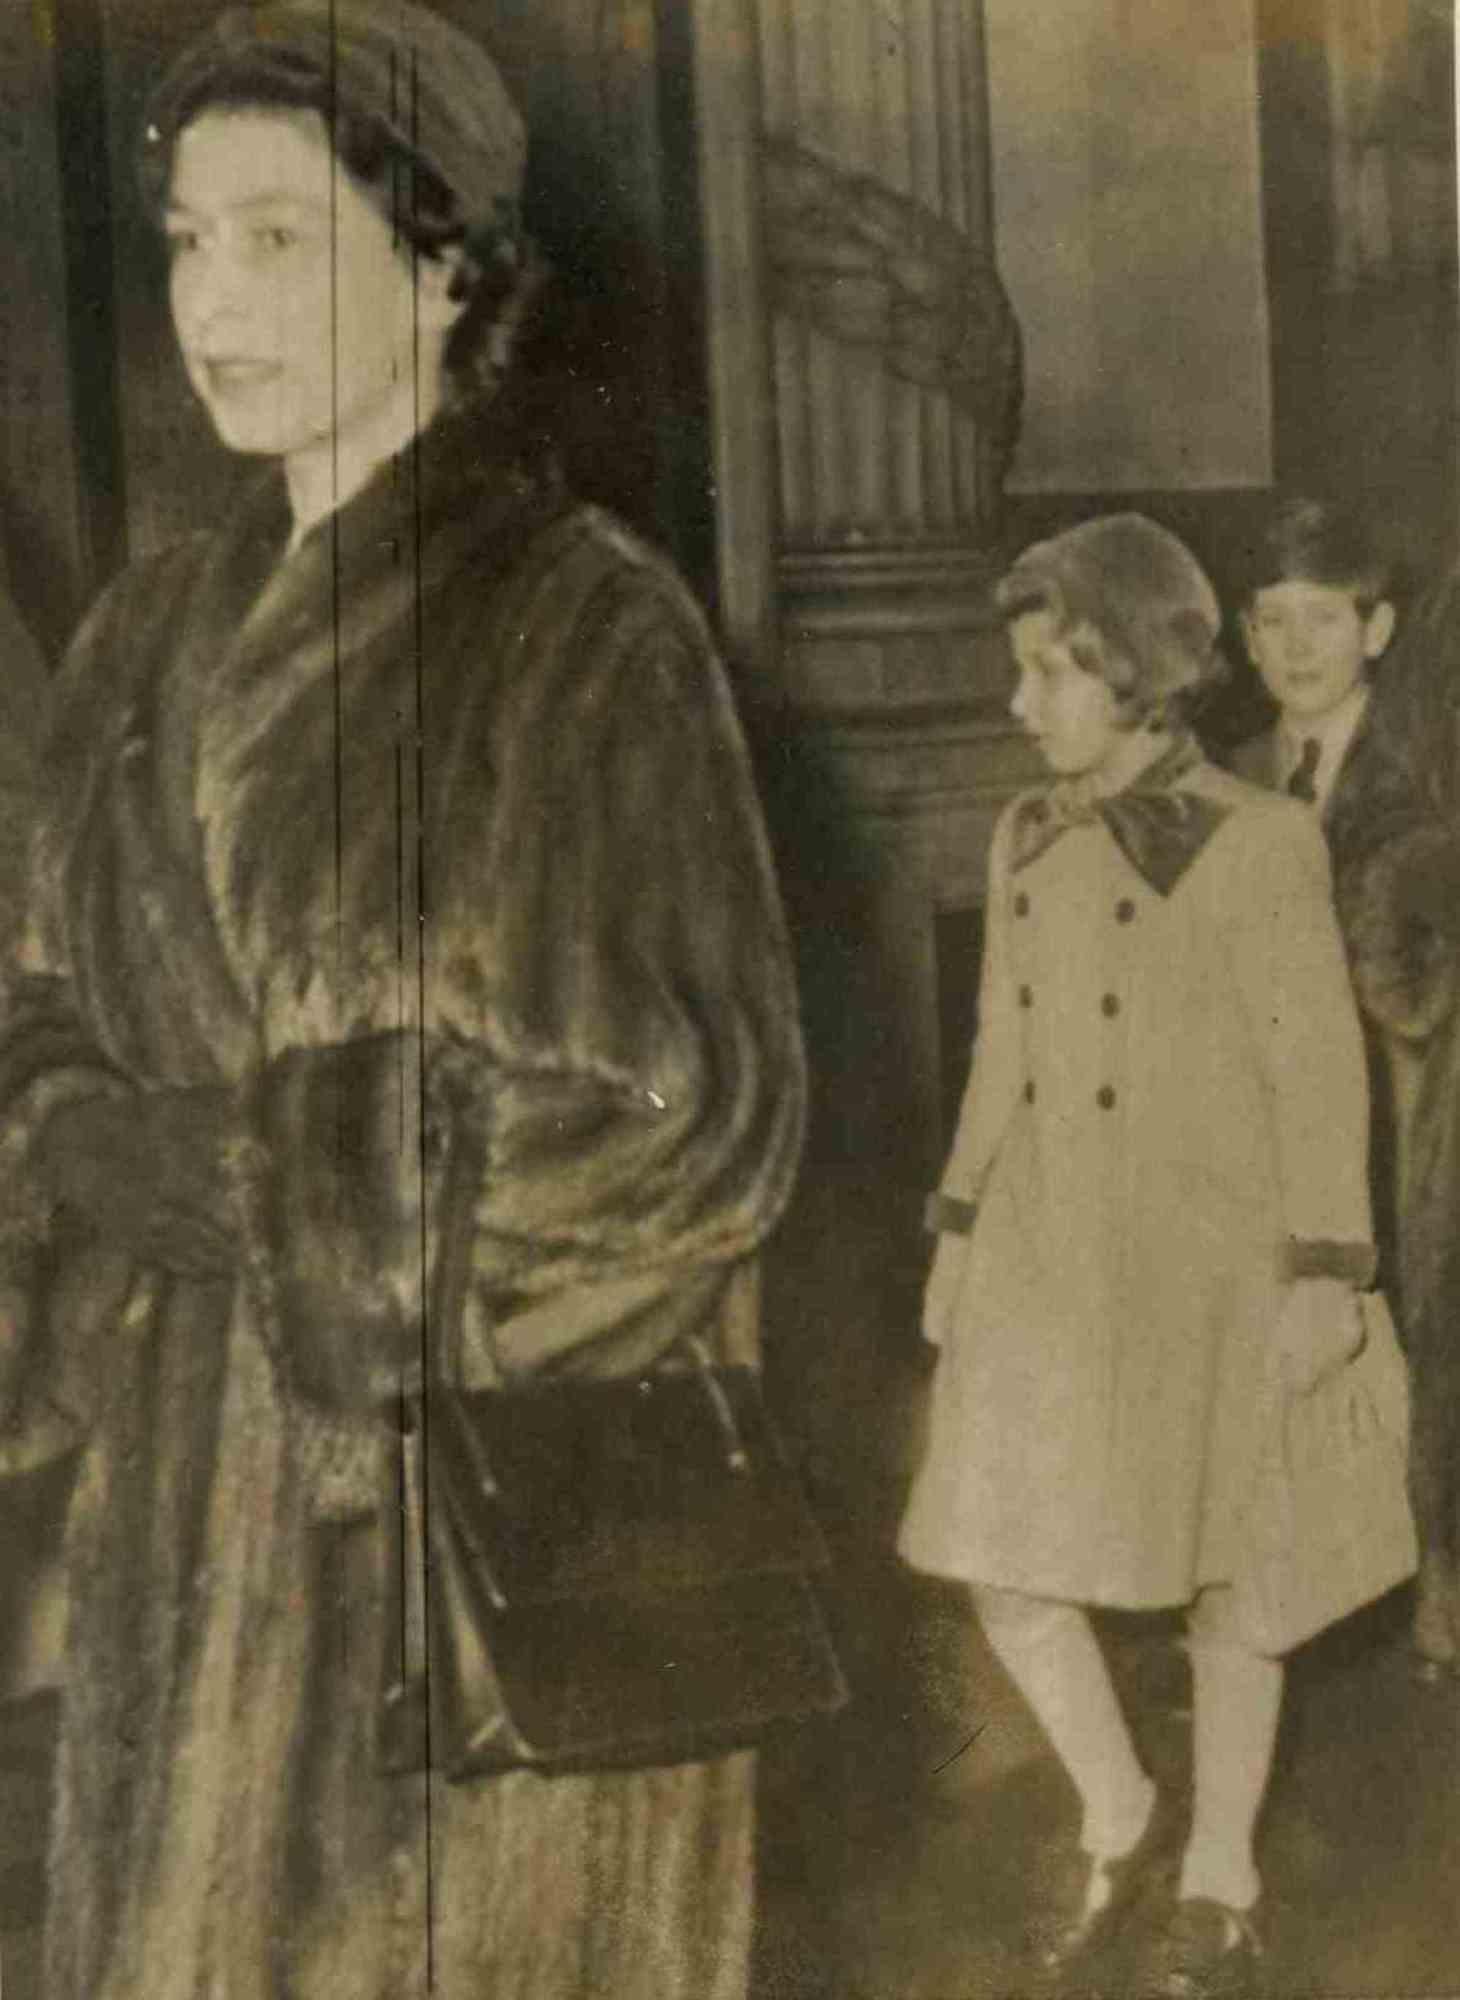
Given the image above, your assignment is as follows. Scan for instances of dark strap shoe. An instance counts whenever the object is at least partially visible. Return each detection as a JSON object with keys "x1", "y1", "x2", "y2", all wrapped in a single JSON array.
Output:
[
  {"x1": 1027, "y1": 1789, "x2": 1178, "y2": 1976},
  {"x1": 1146, "y1": 1896, "x2": 1262, "y2": 1998}
]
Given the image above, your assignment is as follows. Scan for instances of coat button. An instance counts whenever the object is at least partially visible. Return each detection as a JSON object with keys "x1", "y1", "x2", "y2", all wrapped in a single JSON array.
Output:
[
  {"x1": 1101, "y1": 993, "x2": 1120, "y2": 1017},
  {"x1": 1019, "y1": 984, "x2": 1034, "y2": 1008},
  {"x1": 1115, "y1": 898, "x2": 1137, "y2": 923},
  {"x1": 1024, "y1": 1080, "x2": 1036, "y2": 1103},
  {"x1": 1097, "y1": 1085, "x2": 1116, "y2": 1109},
  {"x1": 1014, "y1": 892, "x2": 1031, "y2": 917}
]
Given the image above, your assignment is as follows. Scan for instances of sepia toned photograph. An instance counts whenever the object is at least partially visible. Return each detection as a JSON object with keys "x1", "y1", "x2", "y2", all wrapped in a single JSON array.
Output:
[{"x1": 0, "y1": 1, "x2": 1455, "y2": 1995}]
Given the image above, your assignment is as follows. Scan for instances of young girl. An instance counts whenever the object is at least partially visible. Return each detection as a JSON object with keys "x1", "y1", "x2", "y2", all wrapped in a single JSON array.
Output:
[{"x1": 900, "y1": 515, "x2": 1374, "y2": 1996}]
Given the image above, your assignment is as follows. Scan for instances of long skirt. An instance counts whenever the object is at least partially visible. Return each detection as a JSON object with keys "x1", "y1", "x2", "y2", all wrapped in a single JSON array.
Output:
[{"x1": 44, "y1": 1297, "x2": 754, "y2": 2000}]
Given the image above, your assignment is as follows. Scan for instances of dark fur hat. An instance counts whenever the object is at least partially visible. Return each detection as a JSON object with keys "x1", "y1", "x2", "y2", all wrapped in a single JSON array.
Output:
[
  {"x1": 997, "y1": 513, "x2": 1223, "y2": 708},
  {"x1": 141, "y1": 0, "x2": 525, "y2": 246}
]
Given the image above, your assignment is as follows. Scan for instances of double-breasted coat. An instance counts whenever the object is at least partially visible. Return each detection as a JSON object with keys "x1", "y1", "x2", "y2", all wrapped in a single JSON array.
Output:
[{"x1": 900, "y1": 751, "x2": 1373, "y2": 1607}]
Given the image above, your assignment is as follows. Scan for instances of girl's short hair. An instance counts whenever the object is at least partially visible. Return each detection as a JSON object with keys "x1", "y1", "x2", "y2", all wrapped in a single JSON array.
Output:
[
  {"x1": 1244, "y1": 496, "x2": 1393, "y2": 613},
  {"x1": 996, "y1": 514, "x2": 1226, "y2": 727}
]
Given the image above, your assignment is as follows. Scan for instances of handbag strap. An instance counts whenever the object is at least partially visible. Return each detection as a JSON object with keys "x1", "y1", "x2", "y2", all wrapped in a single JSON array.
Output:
[
  {"x1": 420, "y1": 1072, "x2": 754, "y2": 1493},
  {"x1": 679, "y1": 1331, "x2": 752, "y2": 1475}
]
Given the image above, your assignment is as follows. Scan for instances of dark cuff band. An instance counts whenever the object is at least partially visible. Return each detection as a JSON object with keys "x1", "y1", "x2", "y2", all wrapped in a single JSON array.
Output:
[
  {"x1": 1280, "y1": 1238, "x2": 1377, "y2": 1287},
  {"x1": 925, "y1": 1191, "x2": 977, "y2": 1237}
]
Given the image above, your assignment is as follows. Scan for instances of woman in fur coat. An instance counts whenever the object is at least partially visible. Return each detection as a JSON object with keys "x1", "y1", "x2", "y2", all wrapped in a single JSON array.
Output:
[
  {"x1": 0, "y1": 6, "x2": 804, "y2": 1996},
  {"x1": 901, "y1": 517, "x2": 1375, "y2": 1996},
  {"x1": 1330, "y1": 570, "x2": 1460, "y2": 1679}
]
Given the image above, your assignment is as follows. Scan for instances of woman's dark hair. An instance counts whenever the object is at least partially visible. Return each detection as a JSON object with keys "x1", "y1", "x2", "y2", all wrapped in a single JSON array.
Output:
[
  {"x1": 1245, "y1": 496, "x2": 1394, "y2": 614},
  {"x1": 140, "y1": 66, "x2": 544, "y2": 400}
]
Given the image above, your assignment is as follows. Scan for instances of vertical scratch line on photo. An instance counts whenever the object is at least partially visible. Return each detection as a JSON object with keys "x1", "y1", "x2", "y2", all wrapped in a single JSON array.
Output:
[{"x1": 403, "y1": 34, "x2": 440, "y2": 1985}]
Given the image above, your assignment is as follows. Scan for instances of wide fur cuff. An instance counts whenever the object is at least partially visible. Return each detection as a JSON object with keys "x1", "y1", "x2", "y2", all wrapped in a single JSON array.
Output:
[
  {"x1": 924, "y1": 1191, "x2": 977, "y2": 1237},
  {"x1": 1280, "y1": 1238, "x2": 1377, "y2": 1287}
]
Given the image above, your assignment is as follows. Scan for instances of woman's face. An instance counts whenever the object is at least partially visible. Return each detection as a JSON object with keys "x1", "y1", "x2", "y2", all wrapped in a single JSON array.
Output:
[{"x1": 166, "y1": 107, "x2": 457, "y2": 462}]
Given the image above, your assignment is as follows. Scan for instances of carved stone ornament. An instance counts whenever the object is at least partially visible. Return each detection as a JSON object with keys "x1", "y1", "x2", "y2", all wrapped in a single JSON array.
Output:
[{"x1": 761, "y1": 131, "x2": 1023, "y2": 483}]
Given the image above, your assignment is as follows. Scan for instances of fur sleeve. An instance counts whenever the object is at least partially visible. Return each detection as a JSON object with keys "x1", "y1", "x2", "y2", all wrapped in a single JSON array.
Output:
[
  {"x1": 1338, "y1": 826, "x2": 1460, "y2": 1042},
  {"x1": 246, "y1": 526, "x2": 808, "y2": 1389},
  {"x1": 1329, "y1": 565, "x2": 1460, "y2": 1042},
  {"x1": 453, "y1": 551, "x2": 807, "y2": 1370}
]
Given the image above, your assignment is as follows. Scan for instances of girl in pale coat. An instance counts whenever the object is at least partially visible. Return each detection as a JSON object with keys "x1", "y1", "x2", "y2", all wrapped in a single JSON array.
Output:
[{"x1": 900, "y1": 516, "x2": 1375, "y2": 1996}]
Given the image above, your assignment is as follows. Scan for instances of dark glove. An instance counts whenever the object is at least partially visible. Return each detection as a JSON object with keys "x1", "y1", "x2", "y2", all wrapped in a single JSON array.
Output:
[{"x1": 31, "y1": 1086, "x2": 239, "y2": 1279}]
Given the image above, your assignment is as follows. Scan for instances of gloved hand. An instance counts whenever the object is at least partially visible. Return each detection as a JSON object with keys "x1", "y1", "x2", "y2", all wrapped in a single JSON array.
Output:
[
  {"x1": 1273, "y1": 1277, "x2": 1364, "y2": 1396},
  {"x1": 31, "y1": 1086, "x2": 238, "y2": 1279}
]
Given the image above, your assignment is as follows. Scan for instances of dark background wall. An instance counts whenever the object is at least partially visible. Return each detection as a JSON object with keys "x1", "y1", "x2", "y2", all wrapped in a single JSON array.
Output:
[{"x1": 0, "y1": 0, "x2": 104, "y2": 663}]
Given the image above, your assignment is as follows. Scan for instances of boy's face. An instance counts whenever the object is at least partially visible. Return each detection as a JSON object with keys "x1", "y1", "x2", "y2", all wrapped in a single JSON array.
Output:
[
  {"x1": 1008, "y1": 611, "x2": 1125, "y2": 777},
  {"x1": 1242, "y1": 580, "x2": 1395, "y2": 726}
]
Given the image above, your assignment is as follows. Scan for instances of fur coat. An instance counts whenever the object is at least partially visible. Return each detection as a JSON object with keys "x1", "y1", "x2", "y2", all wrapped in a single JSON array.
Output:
[
  {"x1": 0, "y1": 399, "x2": 805, "y2": 1999},
  {"x1": 1330, "y1": 571, "x2": 1460, "y2": 1571}
]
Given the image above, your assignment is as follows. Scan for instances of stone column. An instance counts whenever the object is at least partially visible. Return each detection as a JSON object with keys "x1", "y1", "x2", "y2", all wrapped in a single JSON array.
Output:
[
  {"x1": 755, "y1": 0, "x2": 1006, "y2": 553},
  {"x1": 701, "y1": 0, "x2": 1026, "y2": 1176}
]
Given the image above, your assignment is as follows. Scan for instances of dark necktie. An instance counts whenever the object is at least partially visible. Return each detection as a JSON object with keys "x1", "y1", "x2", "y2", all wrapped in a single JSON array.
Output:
[{"x1": 1287, "y1": 737, "x2": 1321, "y2": 803}]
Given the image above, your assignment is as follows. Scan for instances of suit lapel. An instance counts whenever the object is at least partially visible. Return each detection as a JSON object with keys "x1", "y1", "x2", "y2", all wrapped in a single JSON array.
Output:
[{"x1": 1323, "y1": 703, "x2": 1372, "y2": 831}]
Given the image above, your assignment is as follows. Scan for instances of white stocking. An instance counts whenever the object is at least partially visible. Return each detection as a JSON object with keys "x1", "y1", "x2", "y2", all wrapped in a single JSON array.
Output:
[
  {"x1": 1181, "y1": 1587, "x2": 1283, "y2": 1911},
  {"x1": 974, "y1": 1586, "x2": 1154, "y2": 1859}
]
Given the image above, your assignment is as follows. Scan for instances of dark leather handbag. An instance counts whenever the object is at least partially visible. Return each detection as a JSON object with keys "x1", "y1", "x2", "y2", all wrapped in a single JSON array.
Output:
[{"x1": 378, "y1": 1117, "x2": 847, "y2": 1781}]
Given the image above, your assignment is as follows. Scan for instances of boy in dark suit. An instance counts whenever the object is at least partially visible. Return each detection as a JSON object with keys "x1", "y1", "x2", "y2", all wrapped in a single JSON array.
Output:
[{"x1": 1228, "y1": 496, "x2": 1396, "y2": 823}]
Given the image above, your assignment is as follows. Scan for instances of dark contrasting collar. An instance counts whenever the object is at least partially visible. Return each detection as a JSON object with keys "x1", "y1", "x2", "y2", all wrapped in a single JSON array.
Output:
[{"x1": 1011, "y1": 734, "x2": 1231, "y2": 896}]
